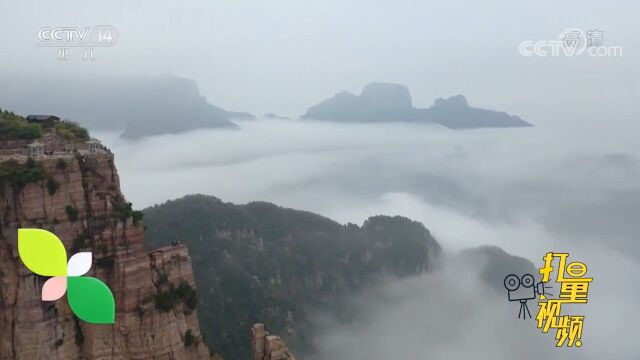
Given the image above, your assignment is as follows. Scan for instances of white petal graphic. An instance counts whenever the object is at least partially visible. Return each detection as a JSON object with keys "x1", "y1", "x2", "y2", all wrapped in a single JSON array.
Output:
[{"x1": 67, "y1": 252, "x2": 92, "y2": 276}]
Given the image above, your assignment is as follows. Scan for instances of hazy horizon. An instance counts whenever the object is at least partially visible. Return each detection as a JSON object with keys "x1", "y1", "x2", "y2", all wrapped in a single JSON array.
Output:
[{"x1": 1, "y1": 0, "x2": 639, "y2": 124}]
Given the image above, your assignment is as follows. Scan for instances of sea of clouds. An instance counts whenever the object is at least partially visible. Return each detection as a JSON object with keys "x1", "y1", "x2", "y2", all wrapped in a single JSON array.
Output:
[{"x1": 96, "y1": 117, "x2": 640, "y2": 359}]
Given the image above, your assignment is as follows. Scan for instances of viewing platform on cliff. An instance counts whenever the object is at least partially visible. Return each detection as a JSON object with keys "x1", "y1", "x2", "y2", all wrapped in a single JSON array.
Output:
[
  {"x1": 148, "y1": 243, "x2": 190, "y2": 263},
  {"x1": 0, "y1": 110, "x2": 111, "y2": 162},
  {"x1": 0, "y1": 132, "x2": 111, "y2": 162}
]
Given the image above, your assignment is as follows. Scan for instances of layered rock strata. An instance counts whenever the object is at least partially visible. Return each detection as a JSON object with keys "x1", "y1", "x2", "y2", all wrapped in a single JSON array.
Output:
[
  {"x1": 251, "y1": 324, "x2": 295, "y2": 360},
  {"x1": 0, "y1": 136, "x2": 210, "y2": 359}
]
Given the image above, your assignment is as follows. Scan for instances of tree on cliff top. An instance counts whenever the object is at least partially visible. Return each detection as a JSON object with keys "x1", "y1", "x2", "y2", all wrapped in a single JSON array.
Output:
[
  {"x1": 55, "y1": 121, "x2": 90, "y2": 141},
  {"x1": 0, "y1": 110, "x2": 42, "y2": 140},
  {"x1": 0, "y1": 108, "x2": 91, "y2": 142}
]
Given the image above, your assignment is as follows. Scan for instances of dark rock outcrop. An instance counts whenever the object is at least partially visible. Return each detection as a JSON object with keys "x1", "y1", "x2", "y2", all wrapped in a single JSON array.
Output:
[
  {"x1": 302, "y1": 82, "x2": 532, "y2": 128},
  {"x1": 251, "y1": 323, "x2": 296, "y2": 360},
  {"x1": 417, "y1": 94, "x2": 531, "y2": 129}
]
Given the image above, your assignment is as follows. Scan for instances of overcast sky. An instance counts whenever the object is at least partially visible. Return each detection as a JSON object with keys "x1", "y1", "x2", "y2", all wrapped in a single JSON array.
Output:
[{"x1": 1, "y1": 0, "x2": 639, "y2": 121}]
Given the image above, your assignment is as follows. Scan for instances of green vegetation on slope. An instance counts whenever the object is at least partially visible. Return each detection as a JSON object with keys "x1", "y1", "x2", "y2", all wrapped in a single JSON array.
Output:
[
  {"x1": 0, "y1": 108, "x2": 91, "y2": 142},
  {"x1": 55, "y1": 121, "x2": 90, "y2": 141},
  {"x1": 154, "y1": 281, "x2": 198, "y2": 312},
  {"x1": 0, "y1": 110, "x2": 42, "y2": 140},
  {"x1": 0, "y1": 158, "x2": 45, "y2": 194},
  {"x1": 143, "y1": 194, "x2": 440, "y2": 359}
]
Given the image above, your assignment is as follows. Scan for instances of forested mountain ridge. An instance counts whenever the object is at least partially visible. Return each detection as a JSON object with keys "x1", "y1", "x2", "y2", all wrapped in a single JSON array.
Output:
[{"x1": 143, "y1": 194, "x2": 441, "y2": 359}]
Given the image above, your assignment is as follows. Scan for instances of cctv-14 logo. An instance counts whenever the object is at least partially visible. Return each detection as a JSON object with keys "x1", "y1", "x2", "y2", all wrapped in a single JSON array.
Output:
[
  {"x1": 18, "y1": 229, "x2": 115, "y2": 324},
  {"x1": 503, "y1": 252, "x2": 591, "y2": 347}
]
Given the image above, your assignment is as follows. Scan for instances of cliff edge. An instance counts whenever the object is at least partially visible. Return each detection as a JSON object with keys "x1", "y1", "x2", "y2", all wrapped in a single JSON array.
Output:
[{"x1": 0, "y1": 111, "x2": 211, "y2": 359}]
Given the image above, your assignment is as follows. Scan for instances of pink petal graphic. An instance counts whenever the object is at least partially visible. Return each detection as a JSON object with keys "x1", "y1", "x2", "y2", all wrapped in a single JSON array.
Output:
[{"x1": 42, "y1": 276, "x2": 67, "y2": 301}]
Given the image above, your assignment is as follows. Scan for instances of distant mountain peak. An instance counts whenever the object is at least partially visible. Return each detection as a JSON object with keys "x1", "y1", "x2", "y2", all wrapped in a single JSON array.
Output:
[
  {"x1": 360, "y1": 82, "x2": 413, "y2": 111},
  {"x1": 433, "y1": 94, "x2": 469, "y2": 109},
  {"x1": 0, "y1": 74, "x2": 254, "y2": 139},
  {"x1": 302, "y1": 82, "x2": 415, "y2": 122},
  {"x1": 302, "y1": 82, "x2": 531, "y2": 128}
]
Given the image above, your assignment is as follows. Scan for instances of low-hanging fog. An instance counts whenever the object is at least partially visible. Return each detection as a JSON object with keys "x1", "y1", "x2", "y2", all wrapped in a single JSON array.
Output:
[{"x1": 95, "y1": 117, "x2": 640, "y2": 359}]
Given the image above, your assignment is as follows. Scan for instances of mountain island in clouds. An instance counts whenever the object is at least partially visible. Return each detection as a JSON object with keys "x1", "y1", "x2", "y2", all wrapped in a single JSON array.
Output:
[
  {"x1": 302, "y1": 82, "x2": 532, "y2": 128},
  {"x1": 0, "y1": 74, "x2": 254, "y2": 139}
]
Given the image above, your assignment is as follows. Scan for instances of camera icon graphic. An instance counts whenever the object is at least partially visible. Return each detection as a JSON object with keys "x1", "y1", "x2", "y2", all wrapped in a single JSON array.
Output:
[{"x1": 503, "y1": 274, "x2": 552, "y2": 319}]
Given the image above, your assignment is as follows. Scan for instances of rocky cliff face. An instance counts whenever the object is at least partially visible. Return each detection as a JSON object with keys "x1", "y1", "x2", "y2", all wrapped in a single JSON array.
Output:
[
  {"x1": 251, "y1": 324, "x2": 295, "y2": 360},
  {"x1": 0, "y1": 134, "x2": 210, "y2": 358}
]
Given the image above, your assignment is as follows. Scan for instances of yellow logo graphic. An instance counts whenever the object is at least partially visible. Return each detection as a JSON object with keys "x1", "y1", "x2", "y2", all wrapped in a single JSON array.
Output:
[{"x1": 536, "y1": 252, "x2": 591, "y2": 347}]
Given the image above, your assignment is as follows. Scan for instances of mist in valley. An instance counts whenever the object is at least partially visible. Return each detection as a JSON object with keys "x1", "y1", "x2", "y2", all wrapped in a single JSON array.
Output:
[{"x1": 93, "y1": 117, "x2": 640, "y2": 359}]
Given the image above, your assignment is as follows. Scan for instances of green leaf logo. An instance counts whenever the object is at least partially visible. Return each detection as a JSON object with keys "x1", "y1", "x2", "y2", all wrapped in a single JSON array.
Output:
[
  {"x1": 68, "y1": 277, "x2": 115, "y2": 324},
  {"x1": 18, "y1": 229, "x2": 115, "y2": 324}
]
